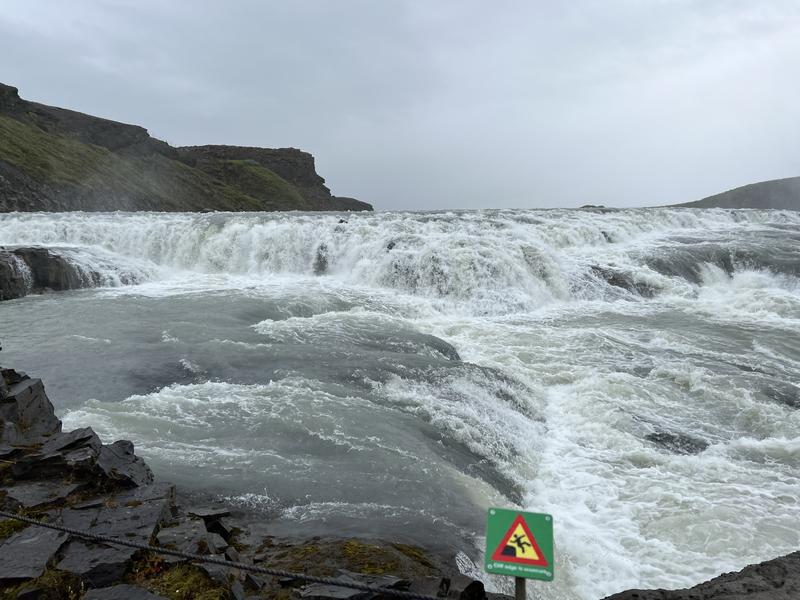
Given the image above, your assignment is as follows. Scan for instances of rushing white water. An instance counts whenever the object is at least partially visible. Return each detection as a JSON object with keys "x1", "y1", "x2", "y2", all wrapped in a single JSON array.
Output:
[{"x1": 2, "y1": 208, "x2": 799, "y2": 599}]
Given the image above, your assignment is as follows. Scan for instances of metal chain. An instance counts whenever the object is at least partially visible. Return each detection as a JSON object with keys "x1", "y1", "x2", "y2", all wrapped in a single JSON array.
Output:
[{"x1": 0, "y1": 509, "x2": 440, "y2": 600}]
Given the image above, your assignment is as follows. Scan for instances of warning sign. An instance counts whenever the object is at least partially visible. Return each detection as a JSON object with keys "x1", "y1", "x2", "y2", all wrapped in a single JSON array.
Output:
[{"x1": 485, "y1": 508, "x2": 554, "y2": 581}]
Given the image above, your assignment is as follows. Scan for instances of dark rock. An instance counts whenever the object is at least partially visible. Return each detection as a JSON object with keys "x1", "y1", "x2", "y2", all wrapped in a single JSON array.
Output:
[
  {"x1": 40, "y1": 427, "x2": 101, "y2": 455},
  {"x1": 313, "y1": 244, "x2": 329, "y2": 275},
  {"x1": 83, "y1": 585, "x2": 168, "y2": 600},
  {"x1": 386, "y1": 241, "x2": 396, "y2": 251},
  {"x1": 591, "y1": 266, "x2": 657, "y2": 298},
  {"x1": 446, "y1": 575, "x2": 484, "y2": 600},
  {"x1": 95, "y1": 440, "x2": 154, "y2": 487},
  {"x1": 603, "y1": 551, "x2": 800, "y2": 599},
  {"x1": 408, "y1": 577, "x2": 449, "y2": 598},
  {"x1": 0, "y1": 481, "x2": 80, "y2": 510},
  {"x1": 231, "y1": 580, "x2": 246, "y2": 600},
  {"x1": 187, "y1": 506, "x2": 231, "y2": 520},
  {"x1": 156, "y1": 518, "x2": 209, "y2": 560},
  {"x1": 244, "y1": 572, "x2": 267, "y2": 591},
  {"x1": 762, "y1": 384, "x2": 800, "y2": 409},
  {"x1": 15, "y1": 585, "x2": 48, "y2": 600},
  {"x1": 0, "y1": 525, "x2": 67, "y2": 581},
  {"x1": 0, "y1": 377, "x2": 61, "y2": 445},
  {"x1": 225, "y1": 546, "x2": 242, "y2": 563},
  {"x1": 0, "y1": 251, "x2": 30, "y2": 300},
  {"x1": 335, "y1": 570, "x2": 406, "y2": 590},
  {"x1": 11, "y1": 428, "x2": 103, "y2": 480},
  {"x1": 645, "y1": 431, "x2": 709, "y2": 455},
  {"x1": 207, "y1": 532, "x2": 229, "y2": 554},
  {"x1": 8, "y1": 248, "x2": 83, "y2": 292},
  {"x1": 206, "y1": 516, "x2": 237, "y2": 542},
  {"x1": 297, "y1": 583, "x2": 368, "y2": 600},
  {"x1": 198, "y1": 555, "x2": 230, "y2": 586},
  {"x1": 56, "y1": 541, "x2": 135, "y2": 588},
  {"x1": 57, "y1": 484, "x2": 173, "y2": 586}
]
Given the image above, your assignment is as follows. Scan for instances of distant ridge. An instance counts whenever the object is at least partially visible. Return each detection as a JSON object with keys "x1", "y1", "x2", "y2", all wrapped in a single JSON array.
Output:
[
  {"x1": 0, "y1": 83, "x2": 371, "y2": 213},
  {"x1": 675, "y1": 176, "x2": 800, "y2": 210}
]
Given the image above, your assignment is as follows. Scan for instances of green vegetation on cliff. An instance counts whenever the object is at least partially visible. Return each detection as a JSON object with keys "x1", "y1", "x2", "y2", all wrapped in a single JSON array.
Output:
[{"x1": 0, "y1": 82, "x2": 372, "y2": 212}]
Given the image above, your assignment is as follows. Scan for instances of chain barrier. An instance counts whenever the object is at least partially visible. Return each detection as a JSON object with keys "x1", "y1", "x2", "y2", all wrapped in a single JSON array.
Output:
[{"x1": 0, "y1": 509, "x2": 440, "y2": 600}]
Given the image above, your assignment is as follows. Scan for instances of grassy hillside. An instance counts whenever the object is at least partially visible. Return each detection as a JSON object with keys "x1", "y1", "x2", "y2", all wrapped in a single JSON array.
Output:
[
  {"x1": 0, "y1": 115, "x2": 308, "y2": 211},
  {"x1": 676, "y1": 176, "x2": 800, "y2": 210}
]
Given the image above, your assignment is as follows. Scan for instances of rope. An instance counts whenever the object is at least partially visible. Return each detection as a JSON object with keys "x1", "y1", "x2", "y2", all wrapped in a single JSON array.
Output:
[{"x1": 0, "y1": 509, "x2": 440, "y2": 600}]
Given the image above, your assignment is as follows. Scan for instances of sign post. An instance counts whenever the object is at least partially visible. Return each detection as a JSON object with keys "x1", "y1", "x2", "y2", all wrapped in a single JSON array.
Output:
[{"x1": 485, "y1": 508, "x2": 554, "y2": 599}]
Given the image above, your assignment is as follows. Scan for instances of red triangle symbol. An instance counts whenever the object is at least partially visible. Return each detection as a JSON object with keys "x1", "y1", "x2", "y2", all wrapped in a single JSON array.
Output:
[{"x1": 491, "y1": 515, "x2": 549, "y2": 567}]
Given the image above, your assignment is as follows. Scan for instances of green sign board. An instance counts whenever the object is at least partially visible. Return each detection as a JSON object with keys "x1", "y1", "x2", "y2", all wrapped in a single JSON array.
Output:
[{"x1": 485, "y1": 507, "x2": 554, "y2": 581}]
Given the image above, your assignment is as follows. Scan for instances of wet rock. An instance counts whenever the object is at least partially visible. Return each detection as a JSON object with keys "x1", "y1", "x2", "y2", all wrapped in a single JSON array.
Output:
[
  {"x1": 206, "y1": 516, "x2": 237, "y2": 542},
  {"x1": 225, "y1": 546, "x2": 242, "y2": 563},
  {"x1": 198, "y1": 555, "x2": 230, "y2": 586},
  {"x1": 96, "y1": 440, "x2": 154, "y2": 487},
  {"x1": 57, "y1": 541, "x2": 135, "y2": 588},
  {"x1": 645, "y1": 431, "x2": 709, "y2": 455},
  {"x1": 591, "y1": 266, "x2": 657, "y2": 298},
  {"x1": 57, "y1": 484, "x2": 173, "y2": 586},
  {"x1": 207, "y1": 532, "x2": 229, "y2": 554},
  {"x1": 603, "y1": 550, "x2": 800, "y2": 599},
  {"x1": 156, "y1": 518, "x2": 209, "y2": 561},
  {"x1": 244, "y1": 572, "x2": 267, "y2": 591},
  {"x1": 8, "y1": 248, "x2": 84, "y2": 293},
  {"x1": 40, "y1": 427, "x2": 101, "y2": 455},
  {"x1": 313, "y1": 244, "x2": 329, "y2": 275},
  {"x1": 11, "y1": 429, "x2": 103, "y2": 480},
  {"x1": 762, "y1": 384, "x2": 800, "y2": 409},
  {"x1": 187, "y1": 506, "x2": 231, "y2": 520},
  {"x1": 0, "y1": 251, "x2": 30, "y2": 301},
  {"x1": 231, "y1": 580, "x2": 246, "y2": 600},
  {"x1": 447, "y1": 575, "x2": 484, "y2": 600},
  {"x1": 0, "y1": 377, "x2": 61, "y2": 445},
  {"x1": 0, "y1": 526, "x2": 68, "y2": 581},
  {"x1": 297, "y1": 583, "x2": 368, "y2": 600},
  {"x1": 0, "y1": 481, "x2": 80, "y2": 510},
  {"x1": 83, "y1": 585, "x2": 168, "y2": 599},
  {"x1": 407, "y1": 577, "x2": 449, "y2": 598}
]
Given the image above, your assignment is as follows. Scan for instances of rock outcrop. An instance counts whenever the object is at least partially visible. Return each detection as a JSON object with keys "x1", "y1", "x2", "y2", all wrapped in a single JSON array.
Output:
[
  {"x1": 603, "y1": 551, "x2": 800, "y2": 599},
  {"x1": 0, "y1": 82, "x2": 372, "y2": 213},
  {"x1": 675, "y1": 176, "x2": 800, "y2": 210},
  {"x1": 1, "y1": 247, "x2": 86, "y2": 301}
]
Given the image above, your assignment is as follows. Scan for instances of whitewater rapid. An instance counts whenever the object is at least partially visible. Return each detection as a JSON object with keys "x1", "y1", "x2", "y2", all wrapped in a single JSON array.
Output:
[{"x1": 1, "y1": 208, "x2": 799, "y2": 599}]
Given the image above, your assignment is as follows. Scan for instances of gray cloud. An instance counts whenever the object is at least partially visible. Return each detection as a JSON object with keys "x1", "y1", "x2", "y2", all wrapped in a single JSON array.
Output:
[{"x1": 2, "y1": 0, "x2": 799, "y2": 210}]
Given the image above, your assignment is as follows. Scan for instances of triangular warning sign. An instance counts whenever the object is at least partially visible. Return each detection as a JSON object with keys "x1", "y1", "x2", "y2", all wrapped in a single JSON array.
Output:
[{"x1": 490, "y1": 514, "x2": 549, "y2": 566}]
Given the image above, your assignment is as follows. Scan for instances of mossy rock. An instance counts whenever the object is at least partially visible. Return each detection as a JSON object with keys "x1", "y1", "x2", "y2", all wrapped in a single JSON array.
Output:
[
  {"x1": 0, "y1": 568, "x2": 83, "y2": 600},
  {"x1": 0, "y1": 517, "x2": 28, "y2": 541},
  {"x1": 127, "y1": 554, "x2": 229, "y2": 600}
]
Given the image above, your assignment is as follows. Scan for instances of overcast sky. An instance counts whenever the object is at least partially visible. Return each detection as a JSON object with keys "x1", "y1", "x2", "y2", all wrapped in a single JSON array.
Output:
[{"x1": 2, "y1": 1, "x2": 799, "y2": 210}]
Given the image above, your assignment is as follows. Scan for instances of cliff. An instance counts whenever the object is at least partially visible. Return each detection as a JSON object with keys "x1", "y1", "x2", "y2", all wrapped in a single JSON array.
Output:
[
  {"x1": 0, "y1": 83, "x2": 371, "y2": 213},
  {"x1": 675, "y1": 176, "x2": 800, "y2": 210}
]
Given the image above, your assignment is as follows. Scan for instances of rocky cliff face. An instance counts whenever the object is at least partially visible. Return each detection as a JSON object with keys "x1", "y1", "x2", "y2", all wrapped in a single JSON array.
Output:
[
  {"x1": 676, "y1": 176, "x2": 800, "y2": 210},
  {"x1": 0, "y1": 83, "x2": 371, "y2": 213}
]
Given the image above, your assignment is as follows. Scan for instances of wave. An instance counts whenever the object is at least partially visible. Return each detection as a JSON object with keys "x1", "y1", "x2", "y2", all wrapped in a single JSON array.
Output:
[{"x1": 1, "y1": 208, "x2": 798, "y2": 313}]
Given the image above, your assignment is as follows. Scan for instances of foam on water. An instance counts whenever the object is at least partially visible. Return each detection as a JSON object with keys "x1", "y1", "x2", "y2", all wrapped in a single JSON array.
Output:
[{"x1": 4, "y1": 208, "x2": 800, "y2": 599}]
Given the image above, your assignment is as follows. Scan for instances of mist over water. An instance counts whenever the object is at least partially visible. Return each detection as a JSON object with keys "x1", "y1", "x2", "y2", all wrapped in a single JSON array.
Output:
[{"x1": 2, "y1": 208, "x2": 799, "y2": 599}]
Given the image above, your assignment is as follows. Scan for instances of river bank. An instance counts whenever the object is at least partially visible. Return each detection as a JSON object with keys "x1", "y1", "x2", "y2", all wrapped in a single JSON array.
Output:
[
  {"x1": 2, "y1": 367, "x2": 798, "y2": 599},
  {"x1": 0, "y1": 367, "x2": 492, "y2": 600}
]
